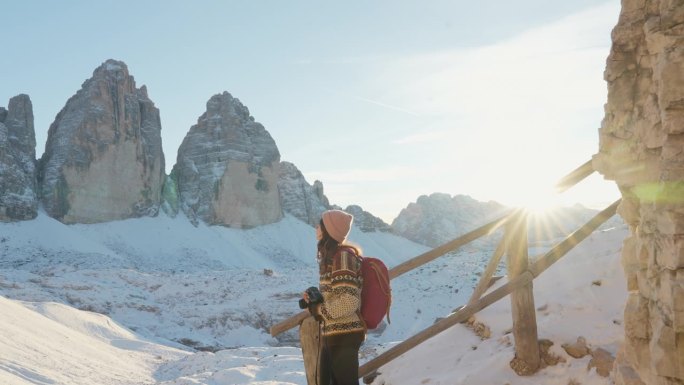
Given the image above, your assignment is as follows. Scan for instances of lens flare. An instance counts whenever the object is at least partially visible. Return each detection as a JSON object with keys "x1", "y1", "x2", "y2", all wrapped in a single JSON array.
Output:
[{"x1": 516, "y1": 187, "x2": 561, "y2": 216}]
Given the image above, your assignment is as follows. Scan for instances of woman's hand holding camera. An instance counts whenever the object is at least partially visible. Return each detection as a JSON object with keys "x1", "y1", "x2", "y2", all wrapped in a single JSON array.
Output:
[{"x1": 299, "y1": 287, "x2": 324, "y2": 321}]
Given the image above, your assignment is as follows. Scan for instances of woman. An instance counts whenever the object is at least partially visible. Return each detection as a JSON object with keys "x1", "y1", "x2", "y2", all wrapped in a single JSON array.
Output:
[{"x1": 302, "y1": 209, "x2": 365, "y2": 385}]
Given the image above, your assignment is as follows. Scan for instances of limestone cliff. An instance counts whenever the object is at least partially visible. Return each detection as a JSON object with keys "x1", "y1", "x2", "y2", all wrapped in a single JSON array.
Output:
[
  {"x1": 0, "y1": 94, "x2": 37, "y2": 221},
  {"x1": 278, "y1": 161, "x2": 330, "y2": 226},
  {"x1": 39, "y1": 59, "x2": 165, "y2": 224},
  {"x1": 594, "y1": 1, "x2": 684, "y2": 383},
  {"x1": 174, "y1": 92, "x2": 282, "y2": 227},
  {"x1": 345, "y1": 204, "x2": 391, "y2": 233}
]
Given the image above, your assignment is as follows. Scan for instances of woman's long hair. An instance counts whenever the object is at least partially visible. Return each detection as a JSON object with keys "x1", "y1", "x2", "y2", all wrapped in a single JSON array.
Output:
[{"x1": 317, "y1": 220, "x2": 361, "y2": 267}]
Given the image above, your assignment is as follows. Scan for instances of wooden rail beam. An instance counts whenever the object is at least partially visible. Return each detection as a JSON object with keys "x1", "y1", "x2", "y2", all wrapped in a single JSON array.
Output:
[
  {"x1": 359, "y1": 271, "x2": 535, "y2": 379},
  {"x1": 555, "y1": 159, "x2": 594, "y2": 193},
  {"x1": 467, "y1": 238, "x2": 506, "y2": 305},
  {"x1": 269, "y1": 213, "x2": 513, "y2": 337},
  {"x1": 531, "y1": 199, "x2": 621, "y2": 277},
  {"x1": 388, "y1": 212, "x2": 513, "y2": 280},
  {"x1": 270, "y1": 310, "x2": 309, "y2": 338}
]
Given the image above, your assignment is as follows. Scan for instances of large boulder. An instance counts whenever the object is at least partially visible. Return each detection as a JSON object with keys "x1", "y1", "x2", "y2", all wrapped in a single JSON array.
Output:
[
  {"x1": 38, "y1": 59, "x2": 165, "y2": 224},
  {"x1": 0, "y1": 94, "x2": 37, "y2": 221},
  {"x1": 278, "y1": 161, "x2": 330, "y2": 226},
  {"x1": 174, "y1": 92, "x2": 282, "y2": 227}
]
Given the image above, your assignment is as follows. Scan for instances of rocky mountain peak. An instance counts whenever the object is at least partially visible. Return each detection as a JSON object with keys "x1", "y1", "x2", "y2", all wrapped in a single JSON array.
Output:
[
  {"x1": 39, "y1": 59, "x2": 165, "y2": 224},
  {"x1": 0, "y1": 94, "x2": 37, "y2": 221},
  {"x1": 277, "y1": 161, "x2": 330, "y2": 226},
  {"x1": 344, "y1": 204, "x2": 391, "y2": 233},
  {"x1": 392, "y1": 193, "x2": 506, "y2": 247},
  {"x1": 312, "y1": 180, "x2": 327, "y2": 204},
  {"x1": 173, "y1": 92, "x2": 282, "y2": 227},
  {"x1": 4, "y1": 94, "x2": 35, "y2": 154},
  {"x1": 205, "y1": 91, "x2": 254, "y2": 123}
]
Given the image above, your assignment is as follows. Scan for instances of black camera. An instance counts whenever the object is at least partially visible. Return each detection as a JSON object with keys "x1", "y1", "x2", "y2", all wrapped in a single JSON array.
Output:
[{"x1": 299, "y1": 286, "x2": 324, "y2": 309}]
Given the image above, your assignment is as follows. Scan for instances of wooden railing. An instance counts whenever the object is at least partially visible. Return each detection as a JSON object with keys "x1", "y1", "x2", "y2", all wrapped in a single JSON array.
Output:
[
  {"x1": 358, "y1": 199, "x2": 619, "y2": 378},
  {"x1": 268, "y1": 159, "x2": 621, "y2": 382}
]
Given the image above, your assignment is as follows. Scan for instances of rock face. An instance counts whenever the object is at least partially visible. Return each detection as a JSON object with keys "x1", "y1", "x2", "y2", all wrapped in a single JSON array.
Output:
[
  {"x1": 0, "y1": 95, "x2": 37, "y2": 221},
  {"x1": 345, "y1": 205, "x2": 392, "y2": 232},
  {"x1": 593, "y1": 2, "x2": 684, "y2": 384},
  {"x1": 175, "y1": 92, "x2": 282, "y2": 227},
  {"x1": 392, "y1": 193, "x2": 506, "y2": 247},
  {"x1": 278, "y1": 161, "x2": 330, "y2": 226},
  {"x1": 38, "y1": 60, "x2": 165, "y2": 224},
  {"x1": 277, "y1": 162, "x2": 390, "y2": 230}
]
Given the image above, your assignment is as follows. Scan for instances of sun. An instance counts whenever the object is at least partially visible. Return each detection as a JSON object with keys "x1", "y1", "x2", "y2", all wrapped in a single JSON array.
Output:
[
  {"x1": 525, "y1": 193, "x2": 560, "y2": 215},
  {"x1": 509, "y1": 187, "x2": 561, "y2": 216}
]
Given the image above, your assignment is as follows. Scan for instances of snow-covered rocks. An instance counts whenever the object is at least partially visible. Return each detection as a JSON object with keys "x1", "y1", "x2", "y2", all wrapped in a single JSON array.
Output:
[
  {"x1": 392, "y1": 193, "x2": 506, "y2": 247},
  {"x1": 0, "y1": 94, "x2": 37, "y2": 221},
  {"x1": 277, "y1": 164, "x2": 390, "y2": 231},
  {"x1": 345, "y1": 204, "x2": 392, "y2": 233},
  {"x1": 173, "y1": 92, "x2": 282, "y2": 227},
  {"x1": 38, "y1": 59, "x2": 165, "y2": 224},
  {"x1": 277, "y1": 161, "x2": 330, "y2": 226}
]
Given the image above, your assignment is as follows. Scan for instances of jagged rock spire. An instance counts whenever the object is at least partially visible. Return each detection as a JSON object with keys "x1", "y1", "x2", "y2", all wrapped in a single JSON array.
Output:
[
  {"x1": 39, "y1": 59, "x2": 165, "y2": 223},
  {"x1": 0, "y1": 94, "x2": 37, "y2": 221},
  {"x1": 278, "y1": 161, "x2": 330, "y2": 226},
  {"x1": 174, "y1": 91, "x2": 282, "y2": 227}
]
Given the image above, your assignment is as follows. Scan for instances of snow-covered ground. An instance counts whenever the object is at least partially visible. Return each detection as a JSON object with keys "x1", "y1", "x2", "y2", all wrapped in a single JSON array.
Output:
[
  {"x1": 0, "y1": 211, "x2": 628, "y2": 384},
  {"x1": 373, "y1": 224, "x2": 628, "y2": 385}
]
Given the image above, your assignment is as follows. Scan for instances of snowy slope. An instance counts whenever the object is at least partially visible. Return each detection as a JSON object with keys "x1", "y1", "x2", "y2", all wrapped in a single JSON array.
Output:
[
  {"x1": 0, "y1": 211, "x2": 429, "y2": 350},
  {"x1": 0, "y1": 211, "x2": 629, "y2": 384},
  {"x1": 0, "y1": 296, "x2": 187, "y2": 385},
  {"x1": 373, "y1": 225, "x2": 629, "y2": 385}
]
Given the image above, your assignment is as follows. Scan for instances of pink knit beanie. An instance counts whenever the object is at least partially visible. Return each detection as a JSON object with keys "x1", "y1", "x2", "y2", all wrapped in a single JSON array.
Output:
[{"x1": 321, "y1": 209, "x2": 353, "y2": 243}]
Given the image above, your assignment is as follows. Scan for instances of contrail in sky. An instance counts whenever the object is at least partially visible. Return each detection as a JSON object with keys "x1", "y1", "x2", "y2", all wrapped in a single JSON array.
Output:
[
  {"x1": 321, "y1": 86, "x2": 421, "y2": 116},
  {"x1": 352, "y1": 95, "x2": 421, "y2": 116}
]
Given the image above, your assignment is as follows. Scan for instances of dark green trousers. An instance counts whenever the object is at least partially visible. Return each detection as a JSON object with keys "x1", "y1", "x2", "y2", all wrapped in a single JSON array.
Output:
[{"x1": 317, "y1": 332, "x2": 365, "y2": 385}]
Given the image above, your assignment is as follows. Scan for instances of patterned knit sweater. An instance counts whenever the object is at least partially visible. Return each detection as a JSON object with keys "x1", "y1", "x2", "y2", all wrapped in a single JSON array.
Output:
[{"x1": 315, "y1": 246, "x2": 366, "y2": 337}]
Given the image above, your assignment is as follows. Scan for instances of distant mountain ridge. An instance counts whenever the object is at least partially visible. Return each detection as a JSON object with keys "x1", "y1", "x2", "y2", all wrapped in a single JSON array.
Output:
[
  {"x1": 392, "y1": 193, "x2": 507, "y2": 247},
  {"x1": 392, "y1": 193, "x2": 624, "y2": 247}
]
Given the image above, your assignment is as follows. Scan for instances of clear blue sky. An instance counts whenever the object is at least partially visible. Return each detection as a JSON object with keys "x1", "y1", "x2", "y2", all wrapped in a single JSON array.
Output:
[{"x1": 2, "y1": 0, "x2": 621, "y2": 222}]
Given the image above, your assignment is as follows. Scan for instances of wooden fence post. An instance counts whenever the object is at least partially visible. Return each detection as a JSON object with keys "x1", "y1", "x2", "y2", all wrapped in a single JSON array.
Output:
[
  {"x1": 505, "y1": 210, "x2": 540, "y2": 374},
  {"x1": 300, "y1": 317, "x2": 320, "y2": 385}
]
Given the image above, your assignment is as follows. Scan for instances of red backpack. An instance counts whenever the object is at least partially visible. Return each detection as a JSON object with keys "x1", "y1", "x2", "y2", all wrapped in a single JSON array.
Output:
[{"x1": 359, "y1": 256, "x2": 392, "y2": 329}]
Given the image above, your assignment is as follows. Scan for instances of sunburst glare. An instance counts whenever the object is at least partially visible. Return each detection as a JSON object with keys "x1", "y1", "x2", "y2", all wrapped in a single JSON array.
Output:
[
  {"x1": 506, "y1": 184, "x2": 561, "y2": 217},
  {"x1": 521, "y1": 188, "x2": 561, "y2": 216}
]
